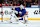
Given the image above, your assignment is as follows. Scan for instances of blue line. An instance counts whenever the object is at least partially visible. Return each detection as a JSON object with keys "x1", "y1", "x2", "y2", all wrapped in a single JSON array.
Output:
[
  {"x1": 25, "y1": 7, "x2": 40, "y2": 8},
  {"x1": 0, "y1": 7, "x2": 40, "y2": 8}
]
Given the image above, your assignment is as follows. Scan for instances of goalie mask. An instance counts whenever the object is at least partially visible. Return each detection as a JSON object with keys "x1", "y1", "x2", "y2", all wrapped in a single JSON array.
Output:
[{"x1": 20, "y1": 4, "x2": 24, "y2": 10}]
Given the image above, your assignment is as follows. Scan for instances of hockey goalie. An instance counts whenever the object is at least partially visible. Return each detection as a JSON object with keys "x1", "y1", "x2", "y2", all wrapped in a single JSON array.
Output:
[{"x1": 10, "y1": 4, "x2": 28, "y2": 24}]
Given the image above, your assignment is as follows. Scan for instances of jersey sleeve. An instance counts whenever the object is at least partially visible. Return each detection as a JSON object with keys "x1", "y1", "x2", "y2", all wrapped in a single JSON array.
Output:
[
  {"x1": 15, "y1": 7, "x2": 20, "y2": 12},
  {"x1": 22, "y1": 9, "x2": 26, "y2": 14}
]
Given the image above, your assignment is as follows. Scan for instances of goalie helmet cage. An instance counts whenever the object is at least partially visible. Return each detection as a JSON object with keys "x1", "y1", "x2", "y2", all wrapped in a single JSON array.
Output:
[{"x1": 1, "y1": 4, "x2": 25, "y2": 22}]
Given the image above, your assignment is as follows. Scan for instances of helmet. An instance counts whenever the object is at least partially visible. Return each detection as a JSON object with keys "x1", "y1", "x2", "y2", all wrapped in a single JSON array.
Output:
[{"x1": 20, "y1": 4, "x2": 24, "y2": 10}]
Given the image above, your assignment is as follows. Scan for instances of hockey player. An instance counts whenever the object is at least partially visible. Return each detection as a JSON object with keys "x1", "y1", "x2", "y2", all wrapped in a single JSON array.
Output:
[
  {"x1": 11, "y1": 4, "x2": 28, "y2": 24},
  {"x1": 15, "y1": 4, "x2": 26, "y2": 18}
]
